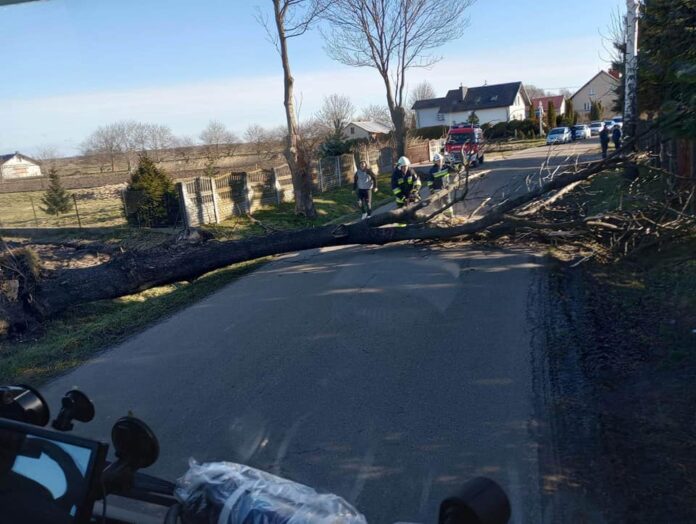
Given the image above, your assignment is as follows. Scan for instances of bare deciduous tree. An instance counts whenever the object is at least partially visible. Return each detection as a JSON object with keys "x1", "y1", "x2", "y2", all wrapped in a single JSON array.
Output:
[
  {"x1": 146, "y1": 124, "x2": 175, "y2": 161},
  {"x1": 524, "y1": 84, "x2": 548, "y2": 99},
  {"x1": 316, "y1": 93, "x2": 355, "y2": 137},
  {"x1": 174, "y1": 136, "x2": 196, "y2": 163},
  {"x1": 322, "y1": 0, "x2": 474, "y2": 156},
  {"x1": 408, "y1": 80, "x2": 437, "y2": 108},
  {"x1": 358, "y1": 104, "x2": 393, "y2": 128},
  {"x1": 244, "y1": 124, "x2": 271, "y2": 158},
  {"x1": 258, "y1": 0, "x2": 328, "y2": 218},
  {"x1": 199, "y1": 120, "x2": 238, "y2": 160},
  {"x1": 81, "y1": 123, "x2": 122, "y2": 172},
  {"x1": 33, "y1": 145, "x2": 61, "y2": 169},
  {"x1": 558, "y1": 88, "x2": 574, "y2": 99}
]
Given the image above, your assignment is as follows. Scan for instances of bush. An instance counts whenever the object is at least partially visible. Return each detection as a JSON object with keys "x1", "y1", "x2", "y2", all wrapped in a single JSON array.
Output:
[
  {"x1": 483, "y1": 119, "x2": 538, "y2": 140},
  {"x1": 411, "y1": 125, "x2": 448, "y2": 140},
  {"x1": 126, "y1": 155, "x2": 178, "y2": 227},
  {"x1": 319, "y1": 137, "x2": 353, "y2": 157}
]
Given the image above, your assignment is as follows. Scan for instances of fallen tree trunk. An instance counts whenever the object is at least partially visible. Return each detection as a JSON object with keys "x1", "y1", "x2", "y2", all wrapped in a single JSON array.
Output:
[{"x1": 0, "y1": 154, "x2": 628, "y2": 334}]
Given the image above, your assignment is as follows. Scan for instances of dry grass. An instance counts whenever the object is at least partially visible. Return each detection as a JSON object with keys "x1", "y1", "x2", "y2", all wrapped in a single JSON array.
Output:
[{"x1": 0, "y1": 186, "x2": 126, "y2": 228}]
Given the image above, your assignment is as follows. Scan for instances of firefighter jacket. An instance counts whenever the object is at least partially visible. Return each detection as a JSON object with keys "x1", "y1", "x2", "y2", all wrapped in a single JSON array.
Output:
[
  {"x1": 391, "y1": 167, "x2": 421, "y2": 205},
  {"x1": 427, "y1": 163, "x2": 456, "y2": 191}
]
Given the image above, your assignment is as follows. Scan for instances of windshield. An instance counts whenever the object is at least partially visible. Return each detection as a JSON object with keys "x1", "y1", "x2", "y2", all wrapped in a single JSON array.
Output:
[
  {"x1": 2, "y1": 2, "x2": 692, "y2": 524},
  {"x1": 447, "y1": 133, "x2": 476, "y2": 144}
]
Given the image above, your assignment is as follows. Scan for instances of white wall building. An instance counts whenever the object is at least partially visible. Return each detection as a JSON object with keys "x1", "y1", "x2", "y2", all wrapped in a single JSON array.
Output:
[
  {"x1": 343, "y1": 121, "x2": 392, "y2": 141},
  {"x1": 0, "y1": 153, "x2": 42, "y2": 180},
  {"x1": 412, "y1": 82, "x2": 530, "y2": 128}
]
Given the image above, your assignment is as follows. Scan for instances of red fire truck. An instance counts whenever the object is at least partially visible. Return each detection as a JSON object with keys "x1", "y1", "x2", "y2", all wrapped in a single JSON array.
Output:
[{"x1": 444, "y1": 123, "x2": 485, "y2": 166}]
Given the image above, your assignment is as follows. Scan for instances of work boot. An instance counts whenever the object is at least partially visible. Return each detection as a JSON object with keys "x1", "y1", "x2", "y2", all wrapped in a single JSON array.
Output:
[{"x1": 361, "y1": 213, "x2": 368, "y2": 220}]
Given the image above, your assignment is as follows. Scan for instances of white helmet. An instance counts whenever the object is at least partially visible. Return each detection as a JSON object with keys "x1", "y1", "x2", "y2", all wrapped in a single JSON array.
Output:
[
  {"x1": 433, "y1": 153, "x2": 443, "y2": 163},
  {"x1": 396, "y1": 156, "x2": 411, "y2": 167}
]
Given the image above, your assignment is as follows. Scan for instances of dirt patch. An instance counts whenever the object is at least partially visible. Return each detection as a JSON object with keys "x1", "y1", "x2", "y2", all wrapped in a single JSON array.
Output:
[{"x1": 531, "y1": 242, "x2": 696, "y2": 523}]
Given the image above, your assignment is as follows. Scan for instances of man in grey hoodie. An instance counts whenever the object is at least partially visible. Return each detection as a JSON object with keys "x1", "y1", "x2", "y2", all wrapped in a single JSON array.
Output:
[{"x1": 353, "y1": 160, "x2": 378, "y2": 219}]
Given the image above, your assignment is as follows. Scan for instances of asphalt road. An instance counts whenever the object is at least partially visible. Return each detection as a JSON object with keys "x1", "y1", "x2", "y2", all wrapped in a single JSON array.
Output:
[
  {"x1": 458, "y1": 138, "x2": 601, "y2": 217},
  {"x1": 41, "y1": 140, "x2": 602, "y2": 523}
]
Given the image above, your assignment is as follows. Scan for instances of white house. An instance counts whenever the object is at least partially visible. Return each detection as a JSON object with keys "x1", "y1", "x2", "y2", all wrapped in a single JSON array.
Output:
[
  {"x1": 344, "y1": 121, "x2": 392, "y2": 140},
  {"x1": 0, "y1": 153, "x2": 42, "y2": 180},
  {"x1": 412, "y1": 82, "x2": 530, "y2": 128}
]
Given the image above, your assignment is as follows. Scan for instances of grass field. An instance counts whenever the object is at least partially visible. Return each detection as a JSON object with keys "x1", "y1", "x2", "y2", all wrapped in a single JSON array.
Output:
[
  {"x1": 206, "y1": 173, "x2": 393, "y2": 239},
  {"x1": 0, "y1": 187, "x2": 126, "y2": 228}
]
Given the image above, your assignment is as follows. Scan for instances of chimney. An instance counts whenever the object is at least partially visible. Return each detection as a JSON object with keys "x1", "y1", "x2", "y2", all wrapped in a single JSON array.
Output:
[{"x1": 459, "y1": 83, "x2": 468, "y2": 101}]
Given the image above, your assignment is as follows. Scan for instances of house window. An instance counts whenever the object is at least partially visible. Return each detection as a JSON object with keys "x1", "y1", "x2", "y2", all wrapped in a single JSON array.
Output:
[
  {"x1": 589, "y1": 88, "x2": 596, "y2": 96},
  {"x1": 437, "y1": 113, "x2": 444, "y2": 121},
  {"x1": 584, "y1": 102, "x2": 591, "y2": 111},
  {"x1": 350, "y1": 127, "x2": 355, "y2": 135}
]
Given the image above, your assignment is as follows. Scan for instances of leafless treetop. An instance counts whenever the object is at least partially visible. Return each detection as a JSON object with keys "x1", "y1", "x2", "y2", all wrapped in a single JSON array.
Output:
[
  {"x1": 322, "y1": 0, "x2": 474, "y2": 108},
  {"x1": 257, "y1": 0, "x2": 329, "y2": 52},
  {"x1": 316, "y1": 93, "x2": 355, "y2": 136},
  {"x1": 408, "y1": 80, "x2": 437, "y2": 108}
]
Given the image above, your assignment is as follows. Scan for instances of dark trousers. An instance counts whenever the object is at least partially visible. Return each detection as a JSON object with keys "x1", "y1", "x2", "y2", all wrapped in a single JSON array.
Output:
[
  {"x1": 358, "y1": 189, "x2": 372, "y2": 215},
  {"x1": 601, "y1": 142, "x2": 609, "y2": 159},
  {"x1": 613, "y1": 139, "x2": 621, "y2": 150}
]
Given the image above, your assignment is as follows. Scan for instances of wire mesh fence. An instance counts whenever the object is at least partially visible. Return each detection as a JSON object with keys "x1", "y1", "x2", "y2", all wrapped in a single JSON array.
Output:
[{"x1": 0, "y1": 184, "x2": 127, "y2": 228}]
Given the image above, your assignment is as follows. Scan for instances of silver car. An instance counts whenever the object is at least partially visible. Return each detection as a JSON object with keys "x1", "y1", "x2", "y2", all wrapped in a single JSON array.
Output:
[
  {"x1": 546, "y1": 127, "x2": 572, "y2": 145},
  {"x1": 589, "y1": 121, "x2": 604, "y2": 136},
  {"x1": 572, "y1": 124, "x2": 591, "y2": 140}
]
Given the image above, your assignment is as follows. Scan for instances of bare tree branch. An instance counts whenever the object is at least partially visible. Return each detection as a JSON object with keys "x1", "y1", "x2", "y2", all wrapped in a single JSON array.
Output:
[{"x1": 321, "y1": 0, "x2": 475, "y2": 156}]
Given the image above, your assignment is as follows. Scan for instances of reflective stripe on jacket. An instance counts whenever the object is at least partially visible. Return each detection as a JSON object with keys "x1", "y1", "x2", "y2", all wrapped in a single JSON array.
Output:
[
  {"x1": 391, "y1": 167, "x2": 421, "y2": 200},
  {"x1": 428, "y1": 164, "x2": 452, "y2": 190}
]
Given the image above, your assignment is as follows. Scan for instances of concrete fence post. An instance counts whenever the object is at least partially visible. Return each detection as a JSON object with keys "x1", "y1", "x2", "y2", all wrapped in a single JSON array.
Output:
[
  {"x1": 209, "y1": 177, "x2": 221, "y2": 224},
  {"x1": 272, "y1": 167, "x2": 282, "y2": 205},
  {"x1": 243, "y1": 173, "x2": 253, "y2": 215},
  {"x1": 336, "y1": 156, "x2": 341, "y2": 186},
  {"x1": 176, "y1": 182, "x2": 192, "y2": 228}
]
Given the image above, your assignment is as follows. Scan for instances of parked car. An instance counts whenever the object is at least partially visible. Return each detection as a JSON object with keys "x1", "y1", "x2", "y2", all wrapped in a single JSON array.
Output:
[
  {"x1": 572, "y1": 124, "x2": 591, "y2": 140},
  {"x1": 546, "y1": 127, "x2": 572, "y2": 145},
  {"x1": 589, "y1": 121, "x2": 604, "y2": 136},
  {"x1": 604, "y1": 120, "x2": 616, "y2": 130}
]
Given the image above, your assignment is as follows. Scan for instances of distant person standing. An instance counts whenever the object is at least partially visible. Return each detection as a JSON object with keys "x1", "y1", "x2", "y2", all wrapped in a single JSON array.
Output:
[
  {"x1": 599, "y1": 124, "x2": 610, "y2": 159},
  {"x1": 353, "y1": 160, "x2": 377, "y2": 219},
  {"x1": 612, "y1": 125, "x2": 622, "y2": 151}
]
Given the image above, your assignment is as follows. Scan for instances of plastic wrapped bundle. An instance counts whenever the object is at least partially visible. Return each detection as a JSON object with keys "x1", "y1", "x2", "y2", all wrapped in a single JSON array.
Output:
[{"x1": 176, "y1": 460, "x2": 367, "y2": 524}]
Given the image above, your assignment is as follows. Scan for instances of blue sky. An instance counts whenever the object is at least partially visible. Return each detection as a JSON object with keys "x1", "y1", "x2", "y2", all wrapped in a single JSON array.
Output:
[{"x1": 1, "y1": 0, "x2": 623, "y2": 155}]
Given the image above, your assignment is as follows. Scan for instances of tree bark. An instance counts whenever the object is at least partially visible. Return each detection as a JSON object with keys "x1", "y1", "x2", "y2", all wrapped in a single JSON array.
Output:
[{"x1": 273, "y1": 0, "x2": 317, "y2": 218}]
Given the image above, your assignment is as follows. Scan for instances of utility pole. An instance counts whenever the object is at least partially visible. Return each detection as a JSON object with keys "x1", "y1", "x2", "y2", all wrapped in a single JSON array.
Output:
[{"x1": 623, "y1": 0, "x2": 640, "y2": 143}]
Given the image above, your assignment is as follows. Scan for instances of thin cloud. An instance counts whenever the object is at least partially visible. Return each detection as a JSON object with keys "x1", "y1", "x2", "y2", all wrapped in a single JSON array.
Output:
[{"x1": 2, "y1": 35, "x2": 606, "y2": 155}]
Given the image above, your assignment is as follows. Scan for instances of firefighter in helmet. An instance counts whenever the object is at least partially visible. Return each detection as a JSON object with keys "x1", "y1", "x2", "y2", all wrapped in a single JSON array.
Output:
[{"x1": 391, "y1": 156, "x2": 421, "y2": 207}]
